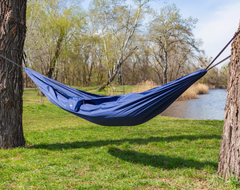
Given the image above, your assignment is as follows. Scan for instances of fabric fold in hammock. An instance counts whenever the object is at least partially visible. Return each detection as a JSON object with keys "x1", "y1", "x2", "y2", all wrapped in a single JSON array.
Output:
[{"x1": 24, "y1": 68, "x2": 207, "y2": 126}]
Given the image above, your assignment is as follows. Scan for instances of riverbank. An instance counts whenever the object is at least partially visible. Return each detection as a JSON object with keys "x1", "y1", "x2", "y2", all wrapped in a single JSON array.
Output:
[
  {"x1": 0, "y1": 91, "x2": 234, "y2": 189},
  {"x1": 178, "y1": 83, "x2": 209, "y2": 101},
  {"x1": 161, "y1": 89, "x2": 226, "y2": 120},
  {"x1": 129, "y1": 81, "x2": 209, "y2": 101},
  {"x1": 25, "y1": 81, "x2": 209, "y2": 102}
]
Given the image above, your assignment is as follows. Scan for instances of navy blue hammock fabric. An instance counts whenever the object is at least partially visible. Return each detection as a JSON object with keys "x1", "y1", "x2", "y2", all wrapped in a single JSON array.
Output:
[{"x1": 24, "y1": 68, "x2": 207, "y2": 126}]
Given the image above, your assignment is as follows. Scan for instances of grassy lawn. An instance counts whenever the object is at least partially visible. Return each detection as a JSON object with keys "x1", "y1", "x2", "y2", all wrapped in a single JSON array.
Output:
[{"x1": 0, "y1": 89, "x2": 236, "y2": 189}]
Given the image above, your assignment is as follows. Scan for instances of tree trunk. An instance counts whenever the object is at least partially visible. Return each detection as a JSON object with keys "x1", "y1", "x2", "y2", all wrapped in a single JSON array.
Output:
[
  {"x1": 218, "y1": 25, "x2": 240, "y2": 178},
  {"x1": 163, "y1": 51, "x2": 168, "y2": 84},
  {"x1": 46, "y1": 31, "x2": 64, "y2": 79},
  {"x1": 118, "y1": 66, "x2": 122, "y2": 85},
  {"x1": 25, "y1": 72, "x2": 28, "y2": 88},
  {"x1": 0, "y1": 0, "x2": 26, "y2": 148},
  {"x1": 97, "y1": 46, "x2": 137, "y2": 91}
]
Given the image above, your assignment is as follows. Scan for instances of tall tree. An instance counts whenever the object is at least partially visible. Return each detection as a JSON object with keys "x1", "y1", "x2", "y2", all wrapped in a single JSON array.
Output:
[
  {"x1": 89, "y1": 0, "x2": 154, "y2": 90},
  {"x1": 25, "y1": 0, "x2": 85, "y2": 78},
  {"x1": 218, "y1": 26, "x2": 240, "y2": 178},
  {"x1": 149, "y1": 4, "x2": 200, "y2": 84},
  {"x1": 0, "y1": 0, "x2": 26, "y2": 148}
]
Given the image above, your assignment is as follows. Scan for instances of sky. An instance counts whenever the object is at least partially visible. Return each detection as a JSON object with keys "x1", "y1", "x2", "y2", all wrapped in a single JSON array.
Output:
[{"x1": 82, "y1": 0, "x2": 240, "y2": 68}]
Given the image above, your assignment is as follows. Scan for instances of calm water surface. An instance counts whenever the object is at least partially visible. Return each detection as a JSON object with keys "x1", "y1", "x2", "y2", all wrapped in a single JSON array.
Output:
[{"x1": 161, "y1": 89, "x2": 227, "y2": 120}]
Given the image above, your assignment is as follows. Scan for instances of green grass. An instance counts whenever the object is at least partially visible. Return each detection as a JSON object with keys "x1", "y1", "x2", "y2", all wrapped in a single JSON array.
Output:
[{"x1": 0, "y1": 89, "x2": 236, "y2": 189}]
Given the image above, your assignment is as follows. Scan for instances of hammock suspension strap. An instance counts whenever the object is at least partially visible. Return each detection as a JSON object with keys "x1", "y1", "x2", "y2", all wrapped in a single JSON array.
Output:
[
  {"x1": 206, "y1": 30, "x2": 240, "y2": 70},
  {"x1": 207, "y1": 55, "x2": 231, "y2": 70},
  {"x1": 0, "y1": 54, "x2": 23, "y2": 68}
]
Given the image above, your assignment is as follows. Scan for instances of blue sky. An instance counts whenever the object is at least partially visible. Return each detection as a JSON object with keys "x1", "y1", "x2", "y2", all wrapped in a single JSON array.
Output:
[
  {"x1": 82, "y1": 0, "x2": 240, "y2": 67},
  {"x1": 159, "y1": 0, "x2": 240, "y2": 66}
]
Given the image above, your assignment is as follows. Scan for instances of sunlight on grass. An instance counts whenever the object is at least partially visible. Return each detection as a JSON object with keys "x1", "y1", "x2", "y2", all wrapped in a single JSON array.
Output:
[{"x1": 0, "y1": 89, "x2": 235, "y2": 189}]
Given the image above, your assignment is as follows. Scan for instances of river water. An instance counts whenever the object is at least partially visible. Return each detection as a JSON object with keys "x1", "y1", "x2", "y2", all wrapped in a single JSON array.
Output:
[{"x1": 161, "y1": 89, "x2": 227, "y2": 120}]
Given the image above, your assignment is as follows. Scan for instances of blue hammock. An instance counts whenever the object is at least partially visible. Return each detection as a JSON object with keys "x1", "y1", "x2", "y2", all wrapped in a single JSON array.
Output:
[{"x1": 24, "y1": 68, "x2": 207, "y2": 126}]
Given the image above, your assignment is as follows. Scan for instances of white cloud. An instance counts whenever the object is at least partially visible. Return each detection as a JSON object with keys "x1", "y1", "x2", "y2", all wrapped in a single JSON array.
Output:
[{"x1": 194, "y1": 1, "x2": 240, "y2": 66}]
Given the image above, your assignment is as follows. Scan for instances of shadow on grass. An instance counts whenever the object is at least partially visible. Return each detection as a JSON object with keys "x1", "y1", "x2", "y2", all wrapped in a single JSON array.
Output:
[
  {"x1": 28, "y1": 134, "x2": 221, "y2": 150},
  {"x1": 108, "y1": 147, "x2": 217, "y2": 170}
]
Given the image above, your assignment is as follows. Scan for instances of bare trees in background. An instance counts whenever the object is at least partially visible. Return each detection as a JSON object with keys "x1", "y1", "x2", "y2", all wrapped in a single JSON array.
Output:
[
  {"x1": 25, "y1": 0, "x2": 85, "y2": 78},
  {"x1": 24, "y1": 0, "x2": 227, "y2": 89},
  {"x1": 148, "y1": 4, "x2": 202, "y2": 84}
]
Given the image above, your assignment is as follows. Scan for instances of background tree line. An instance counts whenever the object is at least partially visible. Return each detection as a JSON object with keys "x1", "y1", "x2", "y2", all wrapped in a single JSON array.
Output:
[{"x1": 24, "y1": 0, "x2": 228, "y2": 89}]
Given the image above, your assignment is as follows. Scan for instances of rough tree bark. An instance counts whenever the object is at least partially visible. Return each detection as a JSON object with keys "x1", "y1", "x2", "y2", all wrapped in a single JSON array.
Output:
[
  {"x1": 0, "y1": 1, "x2": 26, "y2": 148},
  {"x1": 218, "y1": 25, "x2": 240, "y2": 178}
]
